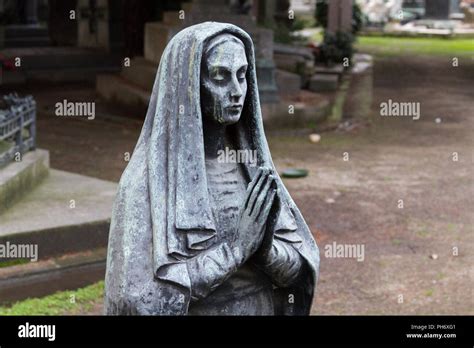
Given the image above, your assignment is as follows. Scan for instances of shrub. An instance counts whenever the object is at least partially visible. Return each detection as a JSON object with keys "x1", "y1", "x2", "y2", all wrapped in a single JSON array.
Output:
[{"x1": 318, "y1": 31, "x2": 355, "y2": 65}]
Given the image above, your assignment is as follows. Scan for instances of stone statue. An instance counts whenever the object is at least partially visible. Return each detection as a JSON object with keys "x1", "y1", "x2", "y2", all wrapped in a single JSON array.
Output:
[{"x1": 105, "y1": 22, "x2": 319, "y2": 315}]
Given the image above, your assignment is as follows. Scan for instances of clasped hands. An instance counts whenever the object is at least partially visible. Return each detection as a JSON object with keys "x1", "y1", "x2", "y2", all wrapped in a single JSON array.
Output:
[{"x1": 230, "y1": 167, "x2": 279, "y2": 265}]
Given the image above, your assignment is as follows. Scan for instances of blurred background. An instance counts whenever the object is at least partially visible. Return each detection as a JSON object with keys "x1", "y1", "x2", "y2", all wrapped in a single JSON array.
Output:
[{"x1": 0, "y1": 0, "x2": 473, "y2": 315}]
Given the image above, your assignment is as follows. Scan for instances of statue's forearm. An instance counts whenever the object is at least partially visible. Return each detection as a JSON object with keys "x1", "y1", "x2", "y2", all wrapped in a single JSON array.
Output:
[
  {"x1": 186, "y1": 242, "x2": 241, "y2": 301},
  {"x1": 255, "y1": 239, "x2": 305, "y2": 287},
  {"x1": 156, "y1": 236, "x2": 304, "y2": 302}
]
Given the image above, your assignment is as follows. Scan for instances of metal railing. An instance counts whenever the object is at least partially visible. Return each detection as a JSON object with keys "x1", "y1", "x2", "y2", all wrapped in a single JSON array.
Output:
[{"x1": 0, "y1": 93, "x2": 36, "y2": 168}]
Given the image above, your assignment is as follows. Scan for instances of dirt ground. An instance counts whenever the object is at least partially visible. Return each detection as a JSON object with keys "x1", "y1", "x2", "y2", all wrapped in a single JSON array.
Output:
[
  {"x1": 274, "y1": 55, "x2": 474, "y2": 315},
  {"x1": 7, "y1": 54, "x2": 473, "y2": 314}
]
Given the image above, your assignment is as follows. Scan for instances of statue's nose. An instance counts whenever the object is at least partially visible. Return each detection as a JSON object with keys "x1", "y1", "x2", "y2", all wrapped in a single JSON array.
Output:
[{"x1": 230, "y1": 76, "x2": 243, "y2": 99}]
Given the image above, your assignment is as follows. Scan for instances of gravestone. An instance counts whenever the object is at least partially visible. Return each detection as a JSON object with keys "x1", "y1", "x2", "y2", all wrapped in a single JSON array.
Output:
[
  {"x1": 309, "y1": 74, "x2": 339, "y2": 92},
  {"x1": 105, "y1": 22, "x2": 320, "y2": 316},
  {"x1": 77, "y1": 0, "x2": 109, "y2": 49},
  {"x1": 425, "y1": 0, "x2": 459, "y2": 19},
  {"x1": 77, "y1": 0, "x2": 124, "y2": 52},
  {"x1": 343, "y1": 54, "x2": 374, "y2": 120},
  {"x1": 276, "y1": 69, "x2": 302, "y2": 96}
]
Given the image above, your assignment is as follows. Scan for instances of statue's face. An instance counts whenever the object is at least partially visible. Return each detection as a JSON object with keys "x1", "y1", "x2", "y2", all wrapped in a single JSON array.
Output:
[{"x1": 201, "y1": 39, "x2": 248, "y2": 125}]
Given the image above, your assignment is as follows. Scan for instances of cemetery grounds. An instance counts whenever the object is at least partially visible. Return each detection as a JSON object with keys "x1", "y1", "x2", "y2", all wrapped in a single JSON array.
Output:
[{"x1": 0, "y1": 36, "x2": 473, "y2": 315}]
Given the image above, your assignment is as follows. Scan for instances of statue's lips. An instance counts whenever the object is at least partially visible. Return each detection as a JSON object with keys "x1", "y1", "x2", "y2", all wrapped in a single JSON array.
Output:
[{"x1": 226, "y1": 105, "x2": 243, "y2": 112}]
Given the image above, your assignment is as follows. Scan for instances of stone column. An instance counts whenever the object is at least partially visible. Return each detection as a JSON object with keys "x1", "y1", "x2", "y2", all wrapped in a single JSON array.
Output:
[
  {"x1": 25, "y1": 0, "x2": 39, "y2": 25},
  {"x1": 328, "y1": 0, "x2": 352, "y2": 32},
  {"x1": 257, "y1": 0, "x2": 276, "y2": 25}
]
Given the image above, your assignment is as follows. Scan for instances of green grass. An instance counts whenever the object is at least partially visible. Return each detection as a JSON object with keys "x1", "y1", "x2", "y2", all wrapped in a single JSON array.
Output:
[
  {"x1": 391, "y1": 238, "x2": 402, "y2": 246},
  {"x1": 416, "y1": 230, "x2": 430, "y2": 238},
  {"x1": 446, "y1": 223, "x2": 457, "y2": 232},
  {"x1": 356, "y1": 36, "x2": 474, "y2": 57},
  {"x1": 0, "y1": 281, "x2": 104, "y2": 315},
  {"x1": 310, "y1": 30, "x2": 324, "y2": 43},
  {"x1": 0, "y1": 258, "x2": 31, "y2": 268}
]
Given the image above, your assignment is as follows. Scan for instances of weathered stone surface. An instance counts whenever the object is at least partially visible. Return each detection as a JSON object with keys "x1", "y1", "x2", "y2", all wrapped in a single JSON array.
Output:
[
  {"x1": 328, "y1": 0, "x2": 353, "y2": 32},
  {"x1": 0, "y1": 149, "x2": 49, "y2": 215},
  {"x1": 77, "y1": 0, "x2": 110, "y2": 50},
  {"x1": 276, "y1": 69, "x2": 302, "y2": 96},
  {"x1": 314, "y1": 64, "x2": 344, "y2": 76},
  {"x1": 252, "y1": 27, "x2": 274, "y2": 61},
  {"x1": 261, "y1": 91, "x2": 331, "y2": 129},
  {"x1": 343, "y1": 54, "x2": 374, "y2": 119},
  {"x1": 309, "y1": 74, "x2": 339, "y2": 92},
  {"x1": 105, "y1": 22, "x2": 319, "y2": 316},
  {"x1": 0, "y1": 169, "x2": 116, "y2": 240},
  {"x1": 96, "y1": 74, "x2": 150, "y2": 107},
  {"x1": 274, "y1": 43, "x2": 314, "y2": 61},
  {"x1": 274, "y1": 53, "x2": 306, "y2": 74}
]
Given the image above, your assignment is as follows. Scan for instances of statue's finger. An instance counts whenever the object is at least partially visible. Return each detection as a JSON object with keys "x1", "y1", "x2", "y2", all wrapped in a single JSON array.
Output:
[
  {"x1": 246, "y1": 169, "x2": 269, "y2": 212},
  {"x1": 244, "y1": 167, "x2": 264, "y2": 209},
  {"x1": 251, "y1": 174, "x2": 274, "y2": 217},
  {"x1": 257, "y1": 188, "x2": 276, "y2": 222}
]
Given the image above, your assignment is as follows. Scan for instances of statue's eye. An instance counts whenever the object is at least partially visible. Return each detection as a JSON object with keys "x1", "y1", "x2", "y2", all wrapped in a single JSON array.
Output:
[
  {"x1": 211, "y1": 68, "x2": 227, "y2": 81},
  {"x1": 237, "y1": 67, "x2": 247, "y2": 81}
]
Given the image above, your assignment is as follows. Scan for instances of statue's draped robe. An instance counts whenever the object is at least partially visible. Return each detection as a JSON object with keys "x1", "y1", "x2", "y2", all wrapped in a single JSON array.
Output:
[{"x1": 105, "y1": 22, "x2": 320, "y2": 315}]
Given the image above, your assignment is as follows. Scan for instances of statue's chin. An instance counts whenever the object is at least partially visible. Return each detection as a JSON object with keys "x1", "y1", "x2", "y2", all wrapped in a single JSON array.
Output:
[{"x1": 220, "y1": 111, "x2": 241, "y2": 125}]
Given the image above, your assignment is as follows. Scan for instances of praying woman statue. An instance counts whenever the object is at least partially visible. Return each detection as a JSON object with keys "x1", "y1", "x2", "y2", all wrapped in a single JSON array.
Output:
[{"x1": 105, "y1": 22, "x2": 320, "y2": 315}]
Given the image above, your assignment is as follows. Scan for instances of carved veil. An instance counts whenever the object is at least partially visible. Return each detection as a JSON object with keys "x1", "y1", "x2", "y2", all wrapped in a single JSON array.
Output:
[{"x1": 105, "y1": 22, "x2": 319, "y2": 315}]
